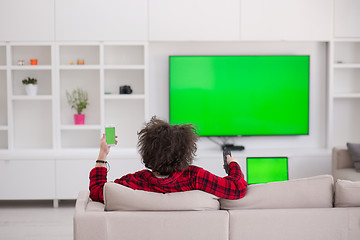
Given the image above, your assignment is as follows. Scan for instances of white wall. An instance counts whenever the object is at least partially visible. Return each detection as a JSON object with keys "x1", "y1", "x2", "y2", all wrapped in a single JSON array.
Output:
[
  {"x1": 147, "y1": 41, "x2": 331, "y2": 179},
  {"x1": 148, "y1": 42, "x2": 327, "y2": 151}
]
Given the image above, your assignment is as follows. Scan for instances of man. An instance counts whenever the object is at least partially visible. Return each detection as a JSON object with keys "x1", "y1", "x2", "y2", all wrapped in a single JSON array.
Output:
[{"x1": 89, "y1": 117, "x2": 247, "y2": 203}]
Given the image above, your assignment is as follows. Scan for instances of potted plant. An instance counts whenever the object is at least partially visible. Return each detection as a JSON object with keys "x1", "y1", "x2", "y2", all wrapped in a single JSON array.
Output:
[
  {"x1": 66, "y1": 88, "x2": 89, "y2": 125},
  {"x1": 22, "y1": 77, "x2": 38, "y2": 96}
]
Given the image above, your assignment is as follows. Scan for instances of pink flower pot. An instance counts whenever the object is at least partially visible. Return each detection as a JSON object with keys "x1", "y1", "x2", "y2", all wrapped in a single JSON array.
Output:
[{"x1": 74, "y1": 114, "x2": 85, "y2": 125}]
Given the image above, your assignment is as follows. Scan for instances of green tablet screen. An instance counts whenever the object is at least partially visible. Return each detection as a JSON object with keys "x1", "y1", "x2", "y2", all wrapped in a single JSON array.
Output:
[{"x1": 246, "y1": 157, "x2": 288, "y2": 184}]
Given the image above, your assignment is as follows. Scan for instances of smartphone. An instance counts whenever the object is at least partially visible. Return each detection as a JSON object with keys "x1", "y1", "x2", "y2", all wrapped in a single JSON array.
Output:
[{"x1": 105, "y1": 125, "x2": 116, "y2": 146}]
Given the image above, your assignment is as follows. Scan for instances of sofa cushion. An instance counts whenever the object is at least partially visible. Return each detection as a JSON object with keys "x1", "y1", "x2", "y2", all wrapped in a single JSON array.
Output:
[
  {"x1": 347, "y1": 142, "x2": 360, "y2": 172},
  {"x1": 220, "y1": 175, "x2": 334, "y2": 210},
  {"x1": 86, "y1": 200, "x2": 105, "y2": 212},
  {"x1": 335, "y1": 179, "x2": 360, "y2": 207},
  {"x1": 333, "y1": 168, "x2": 360, "y2": 182},
  {"x1": 104, "y1": 182, "x2": 220, "y2": 211}
]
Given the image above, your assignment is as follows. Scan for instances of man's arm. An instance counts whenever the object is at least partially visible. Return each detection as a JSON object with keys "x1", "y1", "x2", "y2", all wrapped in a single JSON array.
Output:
[
  {"x1": 194, "y1": 157, "x2": 247, "y2": 200},
  {"x1": 89, "y1": 167, "x2": 107, "y2": 203},
  {"x1": 89, "y1": 133, "x2": 117, "y2": 203}
]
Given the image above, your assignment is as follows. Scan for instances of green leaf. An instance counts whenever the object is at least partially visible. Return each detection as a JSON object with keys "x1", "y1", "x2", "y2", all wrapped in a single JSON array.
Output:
[{"x1": 66, "y1": 88, "x2": 89, "y2": 114}]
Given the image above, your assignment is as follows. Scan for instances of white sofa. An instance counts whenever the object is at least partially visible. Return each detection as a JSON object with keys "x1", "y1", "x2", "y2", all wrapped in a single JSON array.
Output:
[
  {"x1": 333, "y1": 147, "x2": 360, "y2": 182},
  {"x1": 74, "y1": 175, "x2": 360, "y2": 240}
]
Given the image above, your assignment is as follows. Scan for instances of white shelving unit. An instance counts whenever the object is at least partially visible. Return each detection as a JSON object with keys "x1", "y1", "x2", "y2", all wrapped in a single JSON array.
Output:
[
  {"x1": 0, "y1": 41, "x2": 147, "y2": 201},
  {"x1": 6, "y1": 43, "x2": 55, "y2": 150},
  {"x1": 0, "y1": 41, "x2": 147, "y2": 152},
  {"x1": 56, "y1": 42, "x2": 147, "y2": 149},
  {"x1": 328, "y1": 39, "x2": 360, "y2": 147},
  {"x1": 102, "y1": 43, "x2": 147, "y2": 148},
  {"x1": 0, "y1": 43, "x2": 7, "y2": 149},
  {"x1": 57, "y1": 43, "x2": 101, "y2": 149}
]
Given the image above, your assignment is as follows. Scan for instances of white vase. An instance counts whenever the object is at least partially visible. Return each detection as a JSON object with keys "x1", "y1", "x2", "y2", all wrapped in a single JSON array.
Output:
[{"x1": 25, "y1": 84, "x2": 38, "y2": 96}]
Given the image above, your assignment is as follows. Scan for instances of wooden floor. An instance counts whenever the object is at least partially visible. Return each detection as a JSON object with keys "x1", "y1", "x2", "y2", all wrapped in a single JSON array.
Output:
[{"x1": 0, "y1": 200, "x2": 75, "y2": 240}]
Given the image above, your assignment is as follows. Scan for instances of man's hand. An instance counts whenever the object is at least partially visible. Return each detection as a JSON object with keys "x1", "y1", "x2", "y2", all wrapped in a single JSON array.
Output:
[
  {"x1": 96, "y1": 134, "x2": 117, "y2": 168},
  {"x1": 98, "y1": 134, "x2": 110, "y2": 160},
  {"x1": 226, "y1": 155, "x2": 238, "y2": 165}
]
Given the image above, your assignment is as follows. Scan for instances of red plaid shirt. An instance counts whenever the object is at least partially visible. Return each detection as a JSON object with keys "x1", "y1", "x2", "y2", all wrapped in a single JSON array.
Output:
[{"x1": 89, "y1": 162, "x2": 247, "y2": 203}]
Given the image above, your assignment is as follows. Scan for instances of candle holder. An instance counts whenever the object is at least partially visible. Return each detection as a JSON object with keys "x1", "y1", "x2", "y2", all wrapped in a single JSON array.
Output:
[{"x1": 30, "y1": 59, "x2": 38, "y2": 65}]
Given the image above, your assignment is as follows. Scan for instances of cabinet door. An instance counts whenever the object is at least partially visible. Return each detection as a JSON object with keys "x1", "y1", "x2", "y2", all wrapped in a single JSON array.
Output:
[
  {"x1": 241, "y1": 0, "x2": 332, "y2": 41},
  {"x1": 334, "y1": 0, "x2": 360, "y2": 38},
  {"x1": 0, "y1": 0, "x2": 54, "y2": 41},
  {"x1": 55, "y1": 160, "x2": 94, "y2": 199},
  {"x1": 55, "y1": 0, "x2": 148, "y2": 41},
  {"x1": 0, "y1": 160, "x2": 55, "y2": 199},
  {"x1": 149, "y1": 0, "x2": 240, "y2": 41}
]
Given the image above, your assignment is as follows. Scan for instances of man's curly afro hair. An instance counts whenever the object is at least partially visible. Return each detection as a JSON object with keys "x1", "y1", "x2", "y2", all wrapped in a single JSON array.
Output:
[{"x1": 137, "y1": 116, "x2": 199, "y2": 175}]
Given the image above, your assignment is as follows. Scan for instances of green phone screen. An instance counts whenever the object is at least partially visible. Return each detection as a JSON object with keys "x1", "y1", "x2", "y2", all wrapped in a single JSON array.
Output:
[{"x1": 105, "y1": 127, "x2": 116, "y2": 145}]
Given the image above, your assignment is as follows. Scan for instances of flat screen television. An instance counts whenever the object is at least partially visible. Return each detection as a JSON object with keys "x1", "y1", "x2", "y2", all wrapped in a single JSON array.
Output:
[{"x1": 169, "y1": 55, "x2": 310, "y2": 136}]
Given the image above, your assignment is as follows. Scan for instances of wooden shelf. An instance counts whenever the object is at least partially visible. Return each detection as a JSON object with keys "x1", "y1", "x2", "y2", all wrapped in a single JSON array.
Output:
[
  {"x1": 334, "y1": 64, "x2": 360, "y2": 69},
  {"x1": 12, "y1": 95, "x2": 52, "y2": 100},
  {"x1": 334, "y1": 38, "x2": 360, "y2": 42},
  {"x1": 59, "y1": 65, "x2": 100, "y2": 70},
  {"x1": 333, "y1": 93, "x2": 360, "y2": 99},
  {"x1": 104, "y1": 94, "x2": 145, "y2": 100},
  {"x1": 10, "y1": 65, "x2": 52, "y2": 70},
  {"x1": 61, "y1": 125, "x2": 102, "y2": 130},
  {"x1": 103, "y1": 65, "x2": 145, "y2": 70}
]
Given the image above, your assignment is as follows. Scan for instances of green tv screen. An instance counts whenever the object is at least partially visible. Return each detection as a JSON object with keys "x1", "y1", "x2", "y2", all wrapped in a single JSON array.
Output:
[
  {"x1": 169, "y1": 55, "x2": 309, "y2": 136},
  {"x1": 246, "y1": 157, "x2": 289, "y2": 184}
]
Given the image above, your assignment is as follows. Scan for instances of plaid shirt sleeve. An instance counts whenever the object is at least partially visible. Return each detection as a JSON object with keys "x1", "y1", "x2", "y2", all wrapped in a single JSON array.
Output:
[
  {"x1": 193, "y1": 162, "x2": 247, "y2": 200},
  {"x1": 89, "y1": 161, "x2": 247, "y2": 203},
  {"x1": 89, "y1": 167, "x2": 107, "y2": 203}
]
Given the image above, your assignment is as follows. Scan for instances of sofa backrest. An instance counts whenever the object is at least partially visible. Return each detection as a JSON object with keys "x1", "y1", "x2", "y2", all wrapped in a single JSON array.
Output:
[
  {"x1": 100, "y1": 175, "x2": 360, "y2": 211},
  {"x1": 332, "y1": 147, "x2": 354, "y2": 172},
  {"x1": 220, "y1": 175, "x2": 334, "y2": 210},
  {"x1": 103, "y1": 182, "x2": 220, "y2": 211},
  {"x1": 335, "y1": 179, "x2": 360, "y2": 207}
]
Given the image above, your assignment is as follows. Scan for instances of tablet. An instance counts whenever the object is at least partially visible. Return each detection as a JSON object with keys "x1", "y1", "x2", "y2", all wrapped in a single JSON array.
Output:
[{"x1": 246, "y1": 157, "x2": 288, "y2": 184}]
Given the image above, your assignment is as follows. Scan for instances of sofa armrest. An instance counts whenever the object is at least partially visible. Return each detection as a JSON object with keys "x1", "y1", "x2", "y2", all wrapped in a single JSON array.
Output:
[
  {"x1": 332, "y1": 147, "x2": 354, "y2": 174},
  {"x1": 74, "y1": 191, "x2": 107, "y2": 240},
  {"x1": 74, "y1": 190, "x2": 89, "y2": 215}
]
